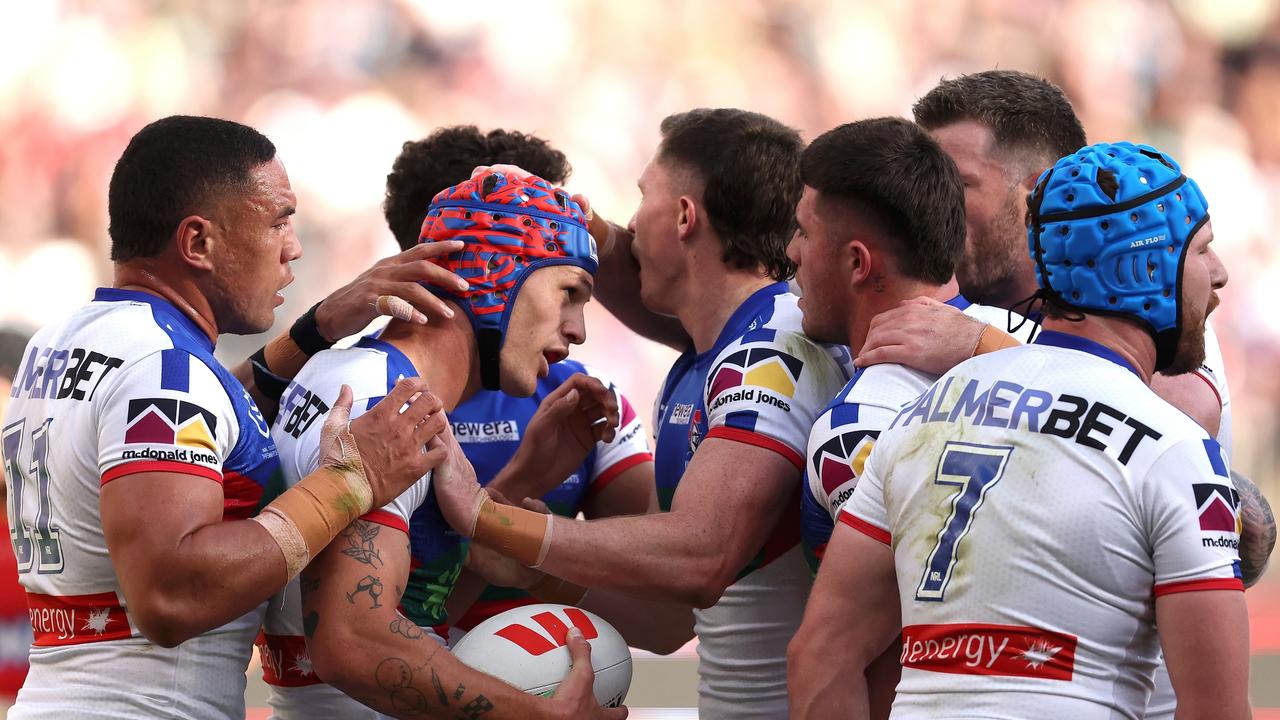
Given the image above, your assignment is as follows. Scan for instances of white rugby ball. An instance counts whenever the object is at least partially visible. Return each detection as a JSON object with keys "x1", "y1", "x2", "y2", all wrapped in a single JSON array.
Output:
[{"x1": 451, "y1": 603, "x2": 631, "y2": 707}]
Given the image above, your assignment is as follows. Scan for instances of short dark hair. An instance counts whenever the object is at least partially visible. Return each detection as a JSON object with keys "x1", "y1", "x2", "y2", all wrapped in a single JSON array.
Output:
[
  {"x1": 912, "y1": 70, "x2": 1087, "y2": 171},
  {"x1": 108, "y1": 115, "x2": 277, "y2": 262},
  {"x1": 801, "y1": 117, "x2": 965, "y2": 285},
  {"x1": 384, "y1": 126, "x2": 572, "y2": 250},
  {"x1": 658, "y1": 108, "x2": 803, "y2": 281}
]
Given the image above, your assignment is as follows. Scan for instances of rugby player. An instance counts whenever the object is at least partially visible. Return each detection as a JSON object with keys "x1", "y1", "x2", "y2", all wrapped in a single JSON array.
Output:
[
  {"x1": 436, "y1": 108, "x2": 855, "y2": 718},
  {"x1": 792, "y1": 142, "x2": 1249, "y2": 720},
  {"x1": 861, "y1": 70, "x2": 1273, "y2": 715},
  {"x1": 1, "y1": 116, "x2": 458, "y2": 718},
  {"x1": 274, "y1": 170, "x2": 625, "y2": 719},
  {"x1": 784, "y1": 117, "x2": 1034, "y2": 718}
]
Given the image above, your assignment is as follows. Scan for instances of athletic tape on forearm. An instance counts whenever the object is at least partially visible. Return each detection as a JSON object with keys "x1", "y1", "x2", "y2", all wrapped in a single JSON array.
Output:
[
  {"x1": 262, "y1": 332, "x2": 311, "y2": 383},
  {"x1": 528, "y1": 573, "x2": 588, "y2": 605},
  {"x1": 253, "y1": 465, "x2": 374, "y2": 579},
  {"x1": 471, "y1": 497, "x2": 553, "y2": 568},
  {"x1": 972, "y1": 325, "x2": 1020, "y2": 357}
]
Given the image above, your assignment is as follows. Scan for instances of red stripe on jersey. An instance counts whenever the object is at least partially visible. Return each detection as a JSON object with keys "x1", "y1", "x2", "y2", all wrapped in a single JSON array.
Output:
[
  {"x1": 360, "y1": 509, "x2": 409, "y2": 533},
  {"x1": 900, "y1": 623, "x2": 1078, "y2": 681},
  {"x1": 101, "y1": 460, "x2": 222, "y2": 486},
  {"x1": 705, "y1": 427, "x2": 804, "y2": 470},
  {"x1": 222, "y1": 470, "x2": 264, "y2": 521},
  {"x1": 1154, "y1": 577, "x2": 1244, "y2": 596},
  {"x1": 256, "y1": 632, "x2": 322, "y2": 687},
  {"x1": 1192, "y1": 369, "x2": 1224, "y2": 408},
  {"x1": 839, "y1": 511, "x2": 891, "y2": 546},
  {"x1": 587, "y1": 452, "x2": 653, "y2": 499},
  {"x1": 27, "y1": 591, "x2": 132, "y2": 646}
]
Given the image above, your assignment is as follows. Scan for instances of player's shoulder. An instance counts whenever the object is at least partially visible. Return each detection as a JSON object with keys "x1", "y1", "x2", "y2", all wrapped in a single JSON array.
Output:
[
  {"x1": 841, "y1": 364, "x2": 935, "y2": 414},
  {"x1": 293, "y1": 339, "x2": 410, "y2": 402},
  {"x1": 713, "y1": 292, "x2": 854, "y2": 386}
]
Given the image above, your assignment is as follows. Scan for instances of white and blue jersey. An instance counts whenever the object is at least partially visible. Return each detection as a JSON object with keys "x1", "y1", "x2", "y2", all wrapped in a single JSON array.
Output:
[
  {"x1": 3, "y1": 288, "x2": 282, "y2": 719},
  {"x1": 800, "y1": 296, "x2": 1029, "y2": 572},
  {"x1": 842, "y1": 331, "x2": 1243, "y2": 719},
  {"x1": 653, "y1": 281, "x2": 854, "y2": 719}
]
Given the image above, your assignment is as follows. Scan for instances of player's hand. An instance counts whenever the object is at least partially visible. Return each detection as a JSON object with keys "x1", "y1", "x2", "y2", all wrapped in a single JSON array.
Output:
[
  {"x1": 856, "y1": 296, "x2": 985, "y2": 373},
  {"x1": 336, "y1": 379, "x2": 450, "y2": 508},
  {"x1": 312, "y1": 240, "x2": 469, "y2": 341},
  {"x1": 551, "y1": 628, "x2": 628, "y2": 719},
  {"x1": 426, "y1": 424, "x2": 488, "y2": 537},
  {"x1": 510, "y1": 374, "x2": 619, "y2": 498}
]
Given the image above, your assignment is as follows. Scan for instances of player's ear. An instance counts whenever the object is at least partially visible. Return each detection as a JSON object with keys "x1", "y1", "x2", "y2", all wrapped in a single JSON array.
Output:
[
  {"x1": 848, "y1": 239, "x2": 873, "y2": 290},
  {"x1": 175, "y1": 214, "x2": 216, "y2": 271},
  {"x1": 676, "y1": 196, "x2": 698, "y2": 243}
]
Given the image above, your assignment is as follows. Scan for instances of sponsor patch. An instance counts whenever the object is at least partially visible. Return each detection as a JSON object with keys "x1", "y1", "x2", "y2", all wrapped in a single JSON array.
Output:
[
  {"x1": 453, "y1": 419, "x2": 520, "y2": 444},
  {"x1": 708, "y1": 347, "x2": 804, "y2": 402},
  {"x1": 900, "y1": 623, "x2": 1077, "y2": 681},
  {"x1": 811, "y1": 429, "x2": 878, "y2": 498},
  {"x1": 669, "y1": 403, "x2": 695, "y2": 425},
  {"x1": 1194, "y1": 482, "x2": 1241, "y2": 534},
  {"x1": 124, "y1": 398, "x2": 217, "y2": 451}
]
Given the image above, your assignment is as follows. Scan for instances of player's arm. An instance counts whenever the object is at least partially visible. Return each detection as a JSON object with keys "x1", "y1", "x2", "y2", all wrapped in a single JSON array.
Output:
[
  {"x1": 102, "y1": 378, "x2": 446, "y2": 647},
  {"x1": 788, "y1": 518, "x2": 900, "y2": 720},
  {"x1": 585, "y1": 216, "x2": 690, "y2": 351},
  {"x1": 303, "y1": 519, "x2": 622, "y2": 720},
  {"x1": 1233, "y1": 470, "x2": 1275, "y2": 587},
  {"x1": 855, "y1": 297, "x2": 1018, "y2": 371},
  {"x1": 450, "y1": 437, "x2": 799, "y2": 608},
  {"x1": 1157, "y1": 590, "x2": 1250, "y2": 720},
  {"x1": 232, "y1": 241, "x2": 469, "y2": 422}
]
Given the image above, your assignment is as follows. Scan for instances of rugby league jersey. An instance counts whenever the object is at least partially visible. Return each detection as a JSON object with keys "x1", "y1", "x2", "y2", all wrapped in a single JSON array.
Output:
[
  {"x1": 842, "y1": 331, "x2": 1243, "y2": 719},
  {"x1": 653, "y1": 281, "x2": 854, "y2": 719},
  {"x1": 4, "y1": 288, "x2": 281, "y2": 719}
]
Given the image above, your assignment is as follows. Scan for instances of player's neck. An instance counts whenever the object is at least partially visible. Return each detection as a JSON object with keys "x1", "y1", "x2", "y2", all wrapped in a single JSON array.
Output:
[
  {"x1": 846, "y1": 276, "x2": 961, "y2": 355},
  {"x1": 113, "y1": 261, "x2": 219, "y2": 343},
  {"x1": 1040, "y1": 315, "x2": 1156, "y2": 383},
  {"x1": 379, "y1": 306, "x2": 480, "y2": 411},
  {"x1": 677, "y1": 263, "x2": 775, "y2": 354}
]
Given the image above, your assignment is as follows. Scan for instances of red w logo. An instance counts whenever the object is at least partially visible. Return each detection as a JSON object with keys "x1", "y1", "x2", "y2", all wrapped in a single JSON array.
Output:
[{"x1": 494, "y1": 609, "x2": 598, "y2": 656}]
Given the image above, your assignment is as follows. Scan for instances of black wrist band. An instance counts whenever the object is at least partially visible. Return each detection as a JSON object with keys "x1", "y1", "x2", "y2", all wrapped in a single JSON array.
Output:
[
  {"x1": 289, "y1": 301, "x2": 334, "y2": 357},
  {"x1": 249, "y1": 347, "x2": 291, "y2": 403}
]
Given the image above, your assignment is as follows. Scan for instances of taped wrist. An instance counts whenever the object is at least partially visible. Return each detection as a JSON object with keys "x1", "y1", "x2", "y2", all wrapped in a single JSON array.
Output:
[
  {"x1": 249, "y1": 347, "x2": 292, "y2": 404},
  {"x1": 289, "y1": 301, "x2": 336, "y2": 357},
  {"x1": 253, "y1": 465, "x2": 374, "y2": 579},
  {"x1": 972, "y1": 325, "x2": 1020, "y2": 357},
  {"x1": 471, "y1": 497, "x2": 552, "y2": 568},
  {"x1": 528, "y1": 574, "x2": 588, "y2": 605}
]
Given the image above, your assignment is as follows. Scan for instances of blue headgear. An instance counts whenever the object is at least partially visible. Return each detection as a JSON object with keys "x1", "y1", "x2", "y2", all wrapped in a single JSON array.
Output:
[
  {"x1": 419, "y1": 171, "x2": 598, "y2": 391},
  {"x1": 1026, "y1": 142, "x2": 1209, "y2": 371}
]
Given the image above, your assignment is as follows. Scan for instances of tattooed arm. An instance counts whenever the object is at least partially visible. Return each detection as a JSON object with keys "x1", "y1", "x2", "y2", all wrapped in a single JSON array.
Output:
[
  {"x1": 302, "y1": 519, "x2": 626, "y2": 720},
  {"x1": 1233, "y1": 470, "x2": 1276, "y2": 588}
]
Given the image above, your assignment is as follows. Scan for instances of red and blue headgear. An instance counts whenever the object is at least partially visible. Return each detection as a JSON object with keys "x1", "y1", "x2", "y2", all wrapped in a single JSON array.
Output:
[
  {"x1": 419, "y1": 171, "x2": 598, "y2": 390},
  {"x1": 1027, "y1": 142, "x2": 1209, "y2": 372}
]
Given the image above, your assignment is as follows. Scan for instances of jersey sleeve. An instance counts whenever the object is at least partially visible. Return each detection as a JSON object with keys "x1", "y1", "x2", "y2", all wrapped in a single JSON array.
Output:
[
  {"x1": 273, "y1": 385, "x2": 430, "y2": 533},
  {"x1": 587, "y1": 382, "x2": 653, "y2": 497},
  {"x1": 702, "y1": 333, "x2": 849, "y2": 470},
  {"x1": 1143, "y1": 437, "x2": 1244, "y2": 596},
  {"x1": 837, "y1": 436, "x2": 892, "y2": 547},
  {"x1": 801, "y1": 401, "x2": 893, "y2": 568},
  {"x1": 97, "y1": 349, "x2": 237, "y2": 486}
]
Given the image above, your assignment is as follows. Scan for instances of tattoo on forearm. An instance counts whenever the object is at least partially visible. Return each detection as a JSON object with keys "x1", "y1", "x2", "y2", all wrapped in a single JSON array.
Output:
[
  {"x1": 303, "y1": 611, "x2": 319, "y2": 638},
  {"x1": 432, "y1": 668, "x2": 450, "y2": 706},
  {"x1": 390, "y1": 614, "x2": 425, "y2": 640},
  {"x1": 347, "y1": 574, "x2": 385, "y2": 608},
  {"x1": 1234, "y1": 471, "x2": 1276, "y2": 586},
  {"x1": 374, "y1": 657, "x2": 496, "y2": 718},
  {"x1": 299, "y1": 576, "x2": 320, "y2": 596},
  {"x1": 341, "y1": 520, "x2": 385, "y2": 567}
]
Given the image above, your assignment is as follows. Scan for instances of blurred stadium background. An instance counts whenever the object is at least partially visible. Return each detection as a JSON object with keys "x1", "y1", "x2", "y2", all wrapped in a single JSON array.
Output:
[{"x1": 0, "y1": 0, "x2": 1277, "y2": 716}]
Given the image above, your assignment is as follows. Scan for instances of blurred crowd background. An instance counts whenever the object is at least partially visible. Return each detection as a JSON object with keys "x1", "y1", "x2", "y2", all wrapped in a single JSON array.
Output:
[{"x1": 1, "y1": 0, "x2": 1280, "y2": 680}]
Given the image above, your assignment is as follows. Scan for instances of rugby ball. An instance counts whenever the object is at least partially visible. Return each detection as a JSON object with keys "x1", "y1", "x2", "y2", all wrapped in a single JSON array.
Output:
[{"x1": 451, "y1": 603, "x2": 631, "y2": 707}]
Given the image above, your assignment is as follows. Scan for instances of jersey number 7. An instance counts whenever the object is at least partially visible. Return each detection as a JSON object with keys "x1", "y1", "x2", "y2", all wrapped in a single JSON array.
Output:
[
  {"x1": 915, "y1": 442, "x2": 1012, "y2": 602},
  {"x1": 3, "y1": 419, "x2": 64, "y2": 575}
]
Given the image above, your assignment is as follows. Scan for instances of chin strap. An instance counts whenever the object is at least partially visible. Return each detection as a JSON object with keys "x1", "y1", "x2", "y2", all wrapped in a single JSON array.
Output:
[{"x1": 477, "y1": 327, "x2": 503, "y2": 391}]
